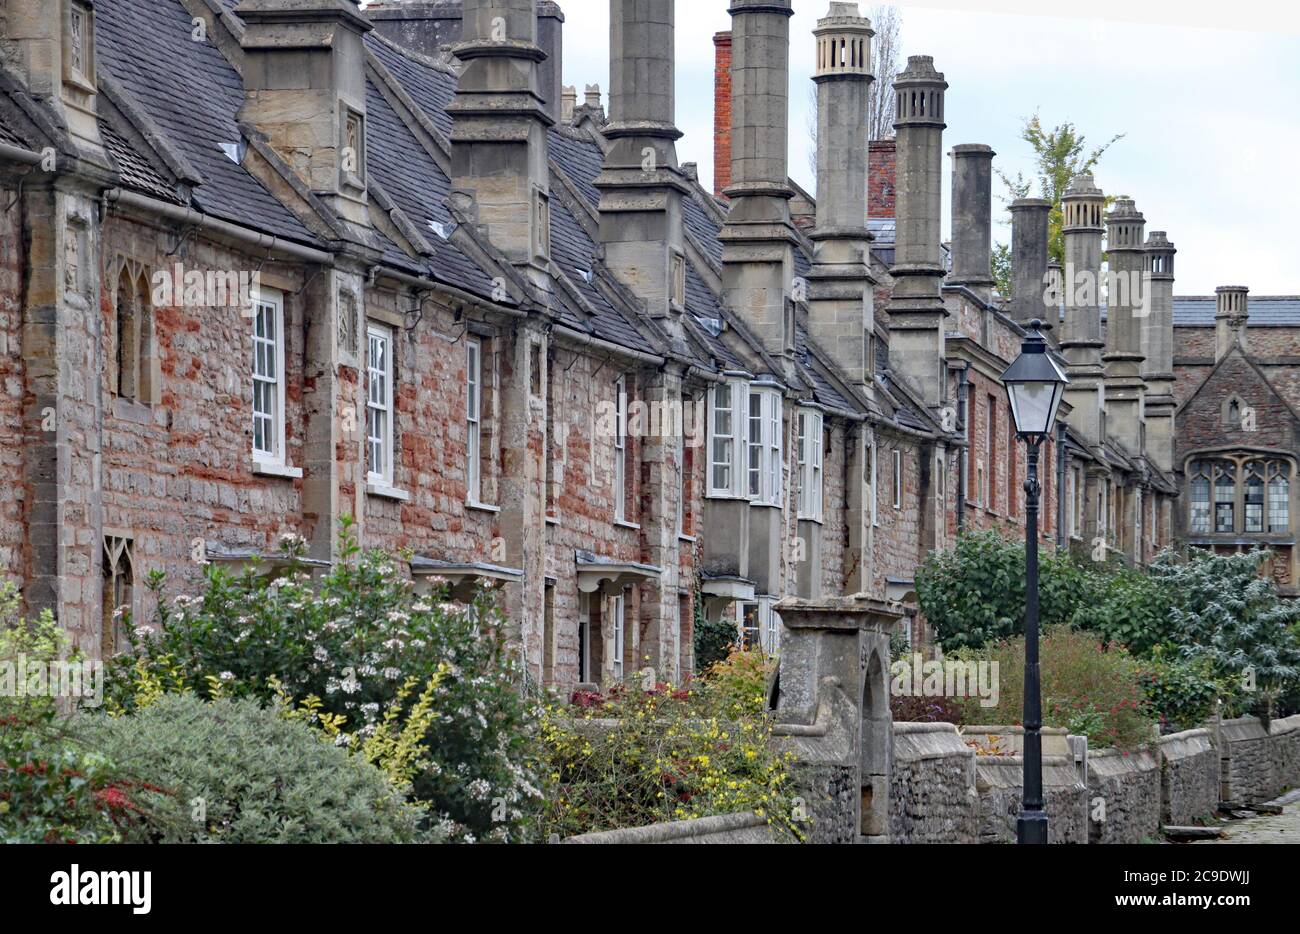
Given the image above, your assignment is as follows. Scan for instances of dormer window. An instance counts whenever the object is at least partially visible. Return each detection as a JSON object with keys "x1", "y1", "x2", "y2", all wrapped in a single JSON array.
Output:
[
  {"x1": 65, "y1": 1, "x2": 96, "y2": 90},
  {"x1": 671, "y1": 253, "x2": 686, "y2": 307},
  {"x1": 341, "y1": 108, "x2": 366, "y2": 189}
]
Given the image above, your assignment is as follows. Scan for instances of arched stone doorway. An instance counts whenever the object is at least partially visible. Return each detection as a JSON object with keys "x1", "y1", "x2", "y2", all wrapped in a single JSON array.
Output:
[{"x1": 861, "y1": 642, "x2": 892, "y2": 842}]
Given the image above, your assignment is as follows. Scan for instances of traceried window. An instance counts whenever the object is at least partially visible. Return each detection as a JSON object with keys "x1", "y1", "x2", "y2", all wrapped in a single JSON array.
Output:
[
  {"x1": 1244, "y1": 464, "x2": 1265, "y2": 533},
  {"x1": 797, "y1": 409, "x2": 823, "y2": 522},
  {"x1": 1268, "y1": 463, "x2": 1290, "y2": 532},
  {"x1": 67, "y1": 2, "x2": 95, "y2": 86},
  {"x1": 101, "y1": 535, "x2": 133, "y2": 660},
  {"x1": 1214, "y1": 463, "x2": 1236, "y2": 532},
  {"x1": 1189, "y1": 464, "x2": 1210, "y2": 534},
  {"x1": 251, "y1": 289, "x2": 285, "y2": 463},
  {"x1": 342, "y1": 109, "x2": 366, "y2": 184},
  {"x1": 366, "y1": 324, "x2": 394, "y2": 485}
]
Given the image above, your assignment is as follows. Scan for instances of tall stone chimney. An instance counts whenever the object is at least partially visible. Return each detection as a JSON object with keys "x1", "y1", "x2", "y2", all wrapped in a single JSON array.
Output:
[
  {"x1": 806, "y1": 3, "x2": 876, "y2": 597},
  {"x1": 1060, "y1": 173, "x2": 1106, "y2": 448},
  {"x1": 1009, "y1": 197, "x2": 1050, "y2": 325},
  {"x1": 236, "y1": 0, "x2": 374, "y2": 231},
  {"x1": 886, "y1": 55, "x2": 949, "y2": 410},
  {"x1": 1103, "y1": 197, "x2": 1147, "y2": 455},
  {"x1": 1214, "y1": 285, "x2": 1250, "y2": 361},
  {"x1": 720, "y1": 0, "x2": 798, "y2": 369},
  {"x1": 1141, "y1": 232, "x2": 1176, "y2": 472},
  {"x1": 594, "y1": 0, "x2": 689, "y2": 338},
  {"x1": 806, "y1": 2, "x2": 874, "y2": 388},
  {"x1": 948, "y1": 144, "x2": 996, "y2": 302},
  {"x1": 446, "y1": 0, "x2": 553, "y2": 288},
  {"x1": 712, "y1": 31, "x2": 733, "y2": 199}
]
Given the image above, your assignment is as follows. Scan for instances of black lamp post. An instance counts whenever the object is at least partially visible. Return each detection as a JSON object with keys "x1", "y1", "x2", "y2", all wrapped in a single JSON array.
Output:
[{"x1": 1000, "y1": 319, "x2": 1068, "y2": 845}]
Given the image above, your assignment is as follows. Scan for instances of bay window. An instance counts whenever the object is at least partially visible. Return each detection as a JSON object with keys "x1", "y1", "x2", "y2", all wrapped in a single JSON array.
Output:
[
  {"x1": 797, "y1": 409, "x2": 823, "y2": 522},
  {"x1": 747, "y1": 386, "x2": 783, "y2": 506}
]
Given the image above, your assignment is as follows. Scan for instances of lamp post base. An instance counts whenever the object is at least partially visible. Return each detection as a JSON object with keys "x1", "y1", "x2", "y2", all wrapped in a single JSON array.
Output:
[{"x1": 1017, "y1": 811, "x2": 1049, "y2": 845}]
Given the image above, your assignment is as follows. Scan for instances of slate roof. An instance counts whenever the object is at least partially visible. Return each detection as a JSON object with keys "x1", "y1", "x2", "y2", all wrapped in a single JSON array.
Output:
[
  {"x1": 99, "y1": 119, "x2": 181, "y2": 204},
  {"x1": 0, "y1": 111, "x2": 27, "y2": 149},
  {"x1": 1172, "y1": 295, "x2": 1300, "y2": 327},
  {"x1": 96, "y1": 0, "x2": 322, "y2": 247},
  {"x1": 78, "y1": 0, "x2": 939, "y2": 436}
]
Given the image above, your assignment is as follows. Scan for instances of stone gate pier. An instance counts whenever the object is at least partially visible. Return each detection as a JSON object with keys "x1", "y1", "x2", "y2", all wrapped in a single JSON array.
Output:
[{"x1": 772, "y1": 595, "x2": 903, "y2": 843}]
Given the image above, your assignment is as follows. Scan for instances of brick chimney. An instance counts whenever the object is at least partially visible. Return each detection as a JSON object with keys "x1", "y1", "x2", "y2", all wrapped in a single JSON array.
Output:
[
  {"x1": 712, "y1": 31, "x2": 733, "y2": 199},
  {"x1": 868, "y1": 139, "x2": 896, "y2": 219}
]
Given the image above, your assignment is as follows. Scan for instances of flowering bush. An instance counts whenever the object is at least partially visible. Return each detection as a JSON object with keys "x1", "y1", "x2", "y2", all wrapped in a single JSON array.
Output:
[
  {"x1": 103, "y1": 520, "x2": 544, "y2": 842},
  {"x1": 540, "y1": 660, "x2": 800, "y2": 841},
  {"x1": 1134, "y1": 650, "x2": 1229, "y2": 734},
  {"x1": 952, "y1": 627, "x2": 1156, "y2": 750}
]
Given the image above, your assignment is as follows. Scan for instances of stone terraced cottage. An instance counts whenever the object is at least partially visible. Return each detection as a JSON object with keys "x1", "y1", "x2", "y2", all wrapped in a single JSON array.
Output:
[{"x1": 6, "y1": 0, "x2": 1258, "y2": 699}]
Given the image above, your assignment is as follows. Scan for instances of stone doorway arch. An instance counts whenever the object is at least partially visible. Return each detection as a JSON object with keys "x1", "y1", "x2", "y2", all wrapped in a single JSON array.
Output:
[{"x1": 861, "y1": 641, "x2": 892, "y2": 842}]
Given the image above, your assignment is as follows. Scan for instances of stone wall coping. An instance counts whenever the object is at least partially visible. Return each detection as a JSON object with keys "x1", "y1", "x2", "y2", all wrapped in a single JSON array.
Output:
[
  {"x1": 975, "y1": 755, "x2": 1078, "y2": 790},
  {"x1": 1158, "y1": 727, "x2": 1212, "y2": 744},
  {"x1": 1219, "y1": 716, "x2": 1270, "y2": 742},
  {"x1": 1087, "y1": 747, "x2": 1158, "y2": 775},
  {"x1": 1269, "y1": 713, "x2": 1300, "y2": 736},
  {"x1": 559, "y1": 810, "x2": 772, "y2": 844},
  {"x1": 893, "y1": 721, "x2": 960, "y2": 735},
  {"x1": 1157, "y1": 728, "x2": 1215, "y2": 760},
  {"x1": 962, "y1": 724, "x2": 1069, "y2": 735}
]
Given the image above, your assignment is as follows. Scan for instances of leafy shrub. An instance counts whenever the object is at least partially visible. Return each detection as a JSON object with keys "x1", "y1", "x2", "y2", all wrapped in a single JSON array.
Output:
[
  {"x1": 1071, "y1": 558, "x2": 1179, "y2": 656},
  {"x1": 952, "y1": 627, "x2": 1155, "y2": 750},
  {"x1": 917, "y1": 530, "x2": 1091, "y2": 650},
  {"x1": 540, "y1": 680, "x2": 799, "y2": 840},
  {"x1": 695, "y1": 649, "x2": 773, "y2": 717},
  {"x1": 1134, "y1": 650, "x2": 1228, "y2": 734},
  {"x1": 1155, "y1": 548, "x2": 1300, "y2": 719},
  {"x1": 890, "y1": 692, "x2": 966, "y2": 724},
  {"x1": 105, "y1": 520, "x2": 544, "y2": 843},
  {"x1": 693, "y1": 595, "x2": 738, "y2": 672},
  {"x1": 73, "y1": 694, "x2": 430, "y2": 843}
]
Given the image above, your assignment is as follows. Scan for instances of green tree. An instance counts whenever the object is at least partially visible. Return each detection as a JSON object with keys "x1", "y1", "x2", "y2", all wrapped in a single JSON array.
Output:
[{"x1": 991, "y1": 115, "x2": 1124, "y2": 296}]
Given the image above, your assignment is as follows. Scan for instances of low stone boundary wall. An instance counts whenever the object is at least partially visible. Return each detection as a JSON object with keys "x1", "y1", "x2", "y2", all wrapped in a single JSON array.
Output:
[
  {"x1": 1216, "y1": 714, "x2": 1300, "y2": 805},
  {"x1": 1158, "y1": 728, "x2": 1218, "y2": 825},
  {"x1": 1087, "y1": 747, "x2": 1160, "y2": 843},
  {"x1": 975, "y1": 754, "x2": 1088, "y2": 844},
  {"x1": 890, "y1": 722, "x2": 978, "y2": 844},
  {"x1": 560, "y1": 811, "x2": 778, "y2": 844}
]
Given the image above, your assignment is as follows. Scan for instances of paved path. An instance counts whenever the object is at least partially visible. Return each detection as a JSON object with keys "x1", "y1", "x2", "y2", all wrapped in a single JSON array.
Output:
[{"x1": 1197, "y1": 790, "x2": 1300, "y2": 844}]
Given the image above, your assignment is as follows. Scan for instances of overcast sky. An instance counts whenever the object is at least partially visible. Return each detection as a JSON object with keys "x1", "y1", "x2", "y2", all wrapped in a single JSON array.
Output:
[{"x1": 551, "y1": 0, "x2": 1300, "y2": 295}]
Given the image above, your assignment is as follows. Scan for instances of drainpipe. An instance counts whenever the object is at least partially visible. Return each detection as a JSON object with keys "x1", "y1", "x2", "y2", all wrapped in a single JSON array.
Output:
[
  {"x1": 955, "y1": 362, "x2": 970, "y2": 532},
  {"x1": 1056, "y1": 420, "x2": 1067, "y2": 548}
]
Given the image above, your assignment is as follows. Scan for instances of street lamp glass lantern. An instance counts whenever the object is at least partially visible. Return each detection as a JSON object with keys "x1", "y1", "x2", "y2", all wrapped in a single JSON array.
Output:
[{"x1": 1001, "y1": 320, "x2": 1068, "y2": 443}]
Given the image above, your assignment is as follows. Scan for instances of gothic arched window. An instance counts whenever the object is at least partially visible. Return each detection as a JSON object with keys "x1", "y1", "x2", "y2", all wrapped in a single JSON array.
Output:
[
  {"x1": 1268, "y1": 462, "x2": 1291, "y2": 533},
  {"x1": 1214, "y1": 462, "x2": 1236, "y2": 532},
  {"x1": 1244, "y1": 464, "x2": 1265, "y2": 533}
]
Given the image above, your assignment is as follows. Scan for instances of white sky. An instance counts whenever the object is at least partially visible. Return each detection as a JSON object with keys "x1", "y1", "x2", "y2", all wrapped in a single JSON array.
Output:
[{"x1": 553, "y1": 0, "x2": 1300, "y2": 295}]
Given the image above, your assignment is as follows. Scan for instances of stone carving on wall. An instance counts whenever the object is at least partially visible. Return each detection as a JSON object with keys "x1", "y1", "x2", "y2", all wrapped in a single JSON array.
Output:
[{"x1": 338, "y1": 289, "x2": 357, "y2": 354}]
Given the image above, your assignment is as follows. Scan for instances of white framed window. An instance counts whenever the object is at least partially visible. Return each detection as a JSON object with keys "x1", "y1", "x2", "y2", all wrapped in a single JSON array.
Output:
[
  {"x1": 936, "y1": 451, "x2": 946, "y2": 547},
  {"x1": 748, "y1": 387, "x2": 783, "y2": 506},
  {"x1": 676, "y1": 410, "x2": 686, "y2": 535},
  {"x1": 610, "y1": 591, "x2": 626, "y2": 681},
  {"x1": 614, "y1": 377, "x2": 627, "y2": 521},
  {"x1": 251, "y1": 288, "x2": 285, "y2": 464},
  {"x1": 708, "y1": 380, "x2": 740, "y2": 496},
  {"x1": 466, "y1": 337, "x2": 482, "y2": 503},
  {"x1": 797, "y1": 409, "x2": 823, "y2": 521},
  {"x1": 893, "y1": 448, "x2": 903, "y2": 509},
  {"x1": 366, "y1": 323, "x2": 394, "y2": 485},
  {"x1": 870, "y1": 440, "x2": 879, "y2": 527},
  {"x1": 738, "y1": 597, "x2": 780, "y2": 656}
]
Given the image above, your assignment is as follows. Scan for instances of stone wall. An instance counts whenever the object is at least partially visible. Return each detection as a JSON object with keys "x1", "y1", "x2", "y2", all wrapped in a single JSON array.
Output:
[
  {"x1": 975, "y1": 754, "x2": 1088, "y2": 844},
  {"x1": 1087, "y1": 747, "x2": 1160, "y2": 844},
  {"x1": 561, "y1": 811, "x2": 778, "y2": 844},
  {"x1": 890, "y1": 722, "x2": 978, "y2": 843},
  {"x1": 1158, "y1": 728, "x2": 1218, "y2": 826},
  {"x1": 1217, "y1": 714, "x2": 1300, "y2": 806}
]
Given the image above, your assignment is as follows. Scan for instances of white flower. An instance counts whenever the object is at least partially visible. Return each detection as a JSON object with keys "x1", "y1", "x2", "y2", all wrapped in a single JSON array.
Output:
[
  {"x1": 219, "y1": 671, "x2": 235, "y2": 682},
  {"x1": 314, "y1": 646, "x2": 329, "y2": 662}
]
